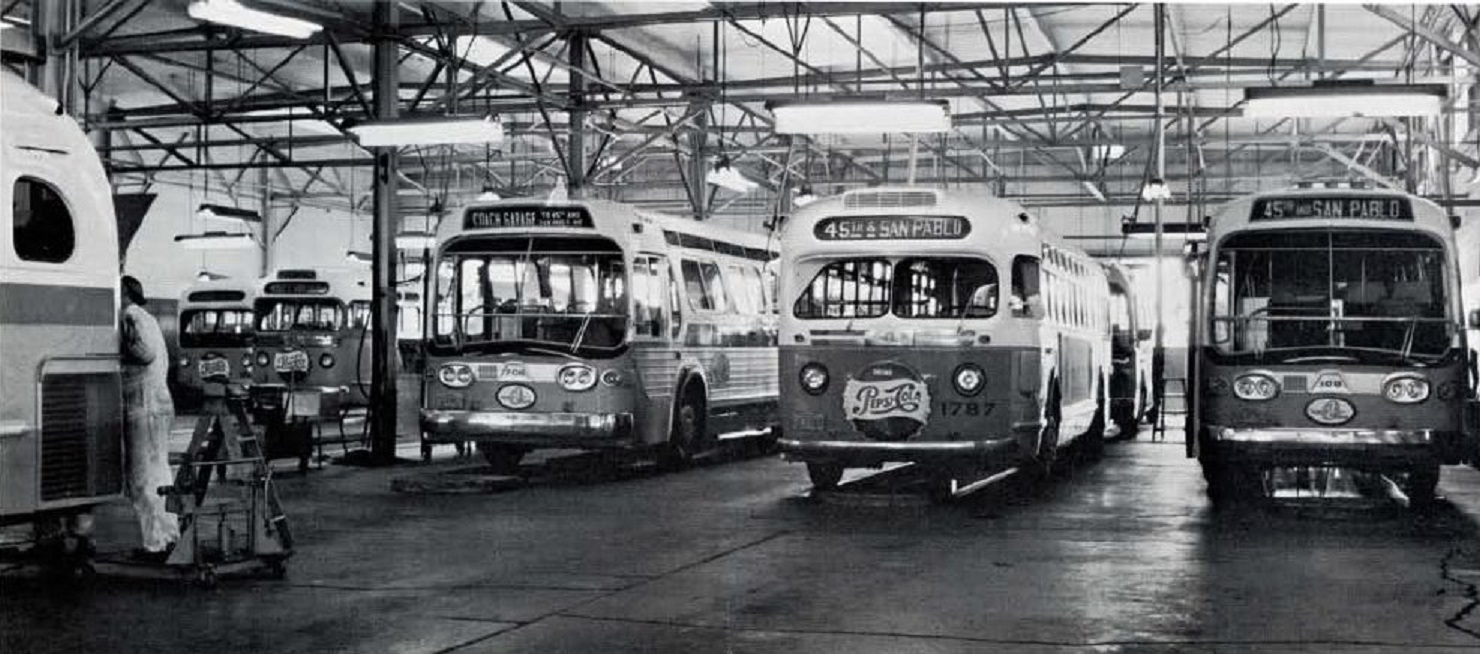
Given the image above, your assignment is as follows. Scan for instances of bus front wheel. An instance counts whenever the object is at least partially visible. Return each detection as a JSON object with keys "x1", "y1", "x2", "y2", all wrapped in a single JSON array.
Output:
[
  {"x1": 807, "y1": 463, "x2": 844, "y2": 490},
  {"x1": 660, "y1": 388, "x2": 705, "y2": 470},
  {"x1": 478, "y1": 444, "x2": 527, "y2": 475},
  {"x1": 1405, "y1": 464, "x2": 1440, "y2": 510}
]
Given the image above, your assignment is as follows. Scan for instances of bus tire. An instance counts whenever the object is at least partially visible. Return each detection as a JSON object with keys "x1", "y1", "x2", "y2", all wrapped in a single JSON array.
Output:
[
  {"x1": 807, "y1": 462, "x2": 844, "y2": 490},
  {"x1": 478, "y1": 444, "x2": 527, "y2": 475},
  {"x1": 1081, "y1": 378, "x2": 1106, "y2": 462},
  {"x1": 1205, "y1": 461, "x2": 1263, "y2": 507},
  {"x1": 1034, "y1": 381, "x2": 1062, "y2": 478},
  {"x1": 660, "y1": 385, "x2": 705, "y2": 470},
  {"x1": 1405, "y1": 464, "x2": 1440, "y2": 510}
]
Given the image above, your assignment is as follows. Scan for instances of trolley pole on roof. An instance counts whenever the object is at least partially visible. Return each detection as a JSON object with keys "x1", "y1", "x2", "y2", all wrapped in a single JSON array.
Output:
[
  {"x1": 1152, "y1": 3, "x2": 1168, "y2": 421},
  {"x1": 369, "y1": 0, "x2": 400, "y2": 465}
]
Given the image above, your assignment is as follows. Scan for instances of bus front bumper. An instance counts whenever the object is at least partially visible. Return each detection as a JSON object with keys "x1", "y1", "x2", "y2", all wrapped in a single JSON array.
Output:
[
  {"x1": 1206, "y1": 426, "x2": 1461, "y2": 467},
  {"x1": 421, "y1": 410, "x2": 634, "y2": 448},
  {"x1": 777, "y1": 437, "x2": 1024, "y2": 469}
]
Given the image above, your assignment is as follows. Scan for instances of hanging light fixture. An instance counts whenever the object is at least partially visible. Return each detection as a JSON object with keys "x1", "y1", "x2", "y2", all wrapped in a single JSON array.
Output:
[
  {"x1": 195, "y1": 270, "x2": 229, "y2": 282},
  {"x1": 187, "y1": 0, "x2": 322, "y2": 39},
  {"x1": 175, "y1": 231, "x2": 257, "y2": 250},
  {"x1": 395, "y1": 231, "x2": 435, "y2": 250},
  {"x1": 196, "y1": 203, "x2": 261, "y2": 224},
  {"x1": 349, "y1": 114, "x2": 505, "y2": 147},
  {"x1": 1140, "y1": 178, "x2": 1172, "y2": 202},
  {"x1": 792, "y1": 185, "x2": 818, "y2": 207},
  {"x1": 768, "y1": 99, "x2": 951, "y2": 135},
  {"x1": 1243, "y1": 82, "x2": 1446, "y2": 118},
  {"x1": 345, "y1": 250, "x2": 372, "y2": 263},
  {"x1": 706, "y1": 156, "x2": 757, "y2": 193},
  {"x1": 476, "y1": 184, "x2": 501, "y2": 202}
]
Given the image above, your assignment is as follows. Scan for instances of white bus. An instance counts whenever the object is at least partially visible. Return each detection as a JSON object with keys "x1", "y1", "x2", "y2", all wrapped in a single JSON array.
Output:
[
  {"x1": 420, "y1": 199, "x2": 779, "y2": 472},
  {"x1": 176, "y1": 279, "x2": 257, "y2": 400},
  {"x1": 248, "y1": 269, "x2": 372, "y2": 419},
  {"x1": 0, "y1": 70, "x2": 124, "y2": 559},
  {"x1": 775, "y1": 187, "x2": 1111, "y2": 498},
  {"x1": 1187, "y1": 188, "x2": 1478, "y2": 506}
]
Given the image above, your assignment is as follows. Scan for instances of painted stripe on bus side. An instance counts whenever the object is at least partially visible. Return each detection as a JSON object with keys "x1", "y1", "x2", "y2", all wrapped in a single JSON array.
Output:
[{"x1": 0, "y1": 283, "x2": 115, "y2": 326}]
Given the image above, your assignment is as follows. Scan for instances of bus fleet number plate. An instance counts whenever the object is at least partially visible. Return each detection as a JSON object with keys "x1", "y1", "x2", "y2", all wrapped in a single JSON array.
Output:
[
  {"x1": 198, "y1": 358, "x2": 230, "y2": 380},
  {"x1": 275, "y1": 350, "x2": 310, "y2": 373}
]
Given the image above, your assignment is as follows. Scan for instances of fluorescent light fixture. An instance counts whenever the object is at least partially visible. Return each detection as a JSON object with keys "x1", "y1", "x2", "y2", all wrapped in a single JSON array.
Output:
[
  {"x1": 197, "y1": 203, "x2": 261, "y2": 224},
  {"x1": 476, "y1": 185, "x2": 501, "y2": 202},
  {"x1": 1243, "y1": 82, "x2": 1446, "y2": 118},
  {"x1": 792, "y1": 185, "x2": 818, "y2": 207},
  {"x1": 175, "y1": 231, "x2": 257, "y2": 250},
  {"x1": 768, "y1": 99, "x2": 951, "y2": 135},
  {"x1": 395, "y1": 231, "x2": 436, "y2": 250},
  {"x1": 187, "y1": 0, "x2": 322, "y2": 39},
  {"x1": 706, "y1": 157, "x2": 758, "y2": 193},
  {"x1": 1141, "y1": 178, "x2": 1172, "y2": 202},
  {"x1": 345, "y1": 250, "x2": 372, "y2": 263},
  {"x1": 348, "y1": 115, "x2": 504, "y2": 147},
  {"x1": 1089, "y1": 144, "x2": 1126, "y2": 161},
  {"x1": 196, "y1": 270, "x2": 229, "y2": 282}
]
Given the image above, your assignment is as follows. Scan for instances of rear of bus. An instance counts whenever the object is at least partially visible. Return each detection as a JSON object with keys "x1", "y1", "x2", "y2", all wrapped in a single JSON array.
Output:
[
  {"x1": 776, "y1": 189, "x2": 1046, "y2": 486},
  {"x1": 176, "y1": 282, "x2": 256, "y2": 401},
  {"x1": 249, "y1": 270, "x2": 370, "y2": 419},
  {"x1": 420, "y1": 202, "x2": 640, "y2": 468},
  {"x1": 1192, "y1": 190, "x2": 1476, "y2": 501}
]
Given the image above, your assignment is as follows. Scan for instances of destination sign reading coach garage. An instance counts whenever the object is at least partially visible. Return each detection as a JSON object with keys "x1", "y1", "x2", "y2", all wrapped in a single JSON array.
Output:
[
  {"x1": 1251, "y1": 195, "x2": 1413, "y2": 222},
  {"x1": 464, "y1": 206, "x2": 594, "y2": 229},
  {"x1": 815, "y1": 215, "x2": 971, "y2": 241}
]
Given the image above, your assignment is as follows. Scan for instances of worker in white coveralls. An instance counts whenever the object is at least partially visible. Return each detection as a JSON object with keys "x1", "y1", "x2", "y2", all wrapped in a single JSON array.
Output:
[{"x1": 120, "y1": 275, "x2": 180, "y2": 561}]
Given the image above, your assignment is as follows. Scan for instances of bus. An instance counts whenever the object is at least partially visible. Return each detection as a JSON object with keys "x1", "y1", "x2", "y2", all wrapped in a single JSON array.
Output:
[
  {"x1": 1186, "y1": 187, "x2": 1478, "y2": 506},
  {"x1": 176, "y1": 279, "x2": 257, "y2": 401},
  {"x1": 775, "y1": 187, "x2": 1111, "y2": 498},
  {"x1": 1, "y1": 70, "x2": 123, "y2": 561},
  {"x1": 1104, "y1": 263, "x2": 1154, "y2": 437},
  {"x1": 420, "y1": 199, "x2": 779, "y2": 472},
  {"x1": 248, "y1": 269, "x2": 372, "y2": 421}
]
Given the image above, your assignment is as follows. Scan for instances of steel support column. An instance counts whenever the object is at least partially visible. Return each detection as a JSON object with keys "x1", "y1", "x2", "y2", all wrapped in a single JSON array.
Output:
[
  {"x1": 370, "y1": 1, "x2": 399, "y2": 464},
  {"x1": 567, "y1": 31, "x2": 587, "y2": 197},
  {"x1": 32, "y1": 0, "x2": 77, "y2": 112}
]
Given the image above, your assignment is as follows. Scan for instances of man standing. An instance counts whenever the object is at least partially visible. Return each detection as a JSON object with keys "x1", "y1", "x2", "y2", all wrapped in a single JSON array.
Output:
[{"x1": 120, "y1": 275, "x2": 179, "y2": 561}]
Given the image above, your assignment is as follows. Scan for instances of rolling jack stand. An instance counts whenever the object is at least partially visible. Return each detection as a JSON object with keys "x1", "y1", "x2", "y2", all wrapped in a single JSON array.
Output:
[{"x1": 155, "y1": 384, "x2": 294, "y2": 587}]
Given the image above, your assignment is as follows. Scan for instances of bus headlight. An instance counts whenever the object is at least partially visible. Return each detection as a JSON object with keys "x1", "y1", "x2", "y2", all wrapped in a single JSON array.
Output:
[
  {"x1": 600, "y1": 369, "x2": 623, "y2": 387},
  {"x1": 953, "y1": 364, "x2": 985, "y2": 396},
  {"x1": 558, "y1": 364, "x2": 597, "y2": 392},
  {"x1": 319, "y1": 353, "x2": 336, "y2": 369},
  {"x1": 1383, "y1": 375, "x2": 1429, "y2": 404},
  {"x1": 240, "y1": 353, "x2": 253, "y2": 369},
  {"x1": 178, "y1": 356, "x2": 190, "y2": 368},
  {"x1": 799, "y1": 363, "x2": 829, "y2": 395},
  {"x1": 256, "y1": 351, "x2": 271, "y2": 367},
  {"x1": 438, "y1": 363, "x2": 473, "y2": 388},
  {"x1": 1232, "y1": 373, "x2": 1279, "y2": 401}
]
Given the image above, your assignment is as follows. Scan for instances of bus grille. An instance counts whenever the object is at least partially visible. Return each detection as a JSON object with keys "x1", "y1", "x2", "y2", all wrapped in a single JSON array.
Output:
[
  {"x1": 844, "y1": 190, "x2": 937, "y2": 210},
  {"x1": 40, "y1": 373, "x2": 124, "y2": 502}
]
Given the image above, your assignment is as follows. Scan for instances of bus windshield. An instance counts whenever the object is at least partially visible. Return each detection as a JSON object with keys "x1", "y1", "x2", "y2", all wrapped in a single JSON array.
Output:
[
  {"x1": 181, "y1": 309, "x2": 254, "y2": 347},
  {"x1": 792, "y1": 257, "x2": 998, "y2": 320},
  {"x1": 256, "y1": 299, "x2": 345, "y2": 332},
  {"x1": 432, "y1": 248, "x2": 628, "y2": 356},
  {"x1": 1210, "y1": 229, "x2": 1452, "y2": 364}
]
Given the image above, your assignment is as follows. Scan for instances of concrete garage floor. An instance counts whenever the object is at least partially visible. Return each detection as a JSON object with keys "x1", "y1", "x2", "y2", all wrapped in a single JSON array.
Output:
[{"x1": 5, "y1": 434, "x2": 1480, "y2": 653}]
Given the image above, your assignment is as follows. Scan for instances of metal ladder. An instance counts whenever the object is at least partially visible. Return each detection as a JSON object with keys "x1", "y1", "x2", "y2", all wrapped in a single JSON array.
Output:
[{"x1": 1152, "y1": 377, "x2": 1188, "y2": 442}]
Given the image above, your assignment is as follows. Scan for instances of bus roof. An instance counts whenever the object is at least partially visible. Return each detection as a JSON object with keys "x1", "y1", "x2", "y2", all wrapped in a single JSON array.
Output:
[
  {"x1": 1207, "y1": 187, "x2": 1454, "y2": 245},
  {"x1": 779, "y1": 186, "x2": 1075, "y2": 262},
  {"x1": 255, "y1": 268, "x2": 369, "y2": 302},
  {"x1": 439, "y1": 196, "x2": 776, "y2": 258},
  {"x1": 179, "y1": 278, "x2": 256, "y2": 309}
]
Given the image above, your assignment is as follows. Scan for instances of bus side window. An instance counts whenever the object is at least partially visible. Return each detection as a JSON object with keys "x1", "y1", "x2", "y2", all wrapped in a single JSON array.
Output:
[
  {"x1": 12, "y1": 176, "x2": 77, "y2": 263},
  {"x1": 680, "y1": 259, "x2": 712, "y2": 311},
  {"x1": 668, "y1": 260, "x2": 683, "y2": 339},
  {"x1": 1012, "y1": 255, "x2": 1042, "y2": 319},
  {"x1": 699, "y1": 261, "x2": 731, "y2": 313},
  {"x1": 765, "y1": 267, "x2": 778, "y2": 315},
  {"x1": 632, "y1": 256, "x2": 668, "y2": 338}
]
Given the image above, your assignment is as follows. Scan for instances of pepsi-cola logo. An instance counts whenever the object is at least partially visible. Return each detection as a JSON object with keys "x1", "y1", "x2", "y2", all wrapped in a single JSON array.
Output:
[{"x1": 842, "y1": 361, "x2": 931, "y2": 441}]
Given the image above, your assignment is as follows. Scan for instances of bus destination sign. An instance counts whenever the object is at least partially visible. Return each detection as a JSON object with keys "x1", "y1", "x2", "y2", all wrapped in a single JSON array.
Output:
[
  {"x1": 464, "y1": 206, "x2": 594, "y2": 230},
  {"x1": 814, "y1": 215, "x2": 971, "y2": 241},
  {"x1": 1251, "y1": 196, "x2": 1413, "y2": 222}
]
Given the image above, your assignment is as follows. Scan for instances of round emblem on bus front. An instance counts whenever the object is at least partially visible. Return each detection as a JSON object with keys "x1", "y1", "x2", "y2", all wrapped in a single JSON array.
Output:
[
  {"x1": 1305, "y1": 397, "x2": 1355, "y2": 426},
  {"x1": 497, "y1": 384, "x2": 537, "y2": 410},
  {"x1": 841, "y1": 361, "x2": 931, "y2": 441}
]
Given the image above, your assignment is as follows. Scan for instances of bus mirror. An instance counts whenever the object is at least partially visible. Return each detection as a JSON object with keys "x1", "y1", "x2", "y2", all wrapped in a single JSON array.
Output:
[
  {"x1": 1469, "y1": 309, "x2": 1480, "y2": 329},
  {"x1": 1136, "y1": 328, "x2": 1153, "y2": 342}
]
